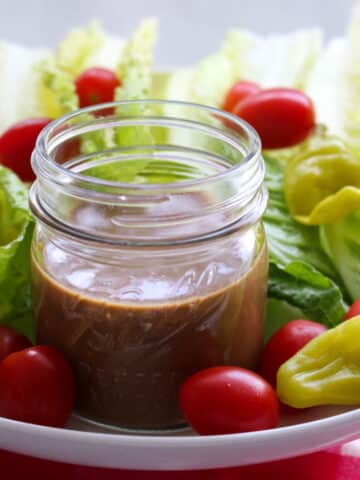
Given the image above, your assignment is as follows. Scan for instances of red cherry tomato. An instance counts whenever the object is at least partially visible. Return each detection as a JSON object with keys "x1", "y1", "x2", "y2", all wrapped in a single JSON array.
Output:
[
  {"x1": 222, "y1": 81, "x2": 261, "y2": 113},
  {"x1": 233, "y1": 88, "x2": 315, "y2": 149},
  {"x1": 179, "y1": 366, "x2": 279, "y2": 435},
  {"x1": 0, "y1": 118, "x2": 51, "y2": 182},
  {"x1": 345, "y1": 299, "x2": 360, "y2": 320},
  {"x1": 0, "y1": 345, "x2": 75, "y2": 427},
  {"x1": 75, "y1": 67, "x2": 121, "y2": 114},
  {"x1": 0, "y1": 326, "x2": 31, "y2": 362},
  {"x1": 258, "y1": 320, "x2": 327, "y2": 388}
]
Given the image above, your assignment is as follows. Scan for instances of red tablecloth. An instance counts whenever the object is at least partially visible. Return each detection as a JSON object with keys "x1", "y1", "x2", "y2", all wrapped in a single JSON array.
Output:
[{"x1": 1, "y1": 444, "x2": 360, "y2": 480}]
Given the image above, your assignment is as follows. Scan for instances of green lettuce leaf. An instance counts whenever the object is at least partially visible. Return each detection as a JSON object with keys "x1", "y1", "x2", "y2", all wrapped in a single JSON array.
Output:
[
  {"x1": 224, "y1": 28, "x2": 322, "y2": 91},
  {"x1": 0, "y1": 42, "x2": 49, "y2": 133},
  {"x1": 265, "y1": 298, "x2": 303, "y2": 341},
  {"x1": 36, "y1": 22, "x2": 106, "y2": 117},
  {"x1": 80, "y1": 20, "x2": 158, "y2": 182},
  {"x1": 115, "y1": 18, "x2": 157, "y2": 103},
  {"x1": 113, "y1": 17, "x2": 157, "y2": 156},
  {"x1": 268, "y1": 261, "x2": 346, "y2": 329},
  {"x1": 161, "y1": 28, "x2": 322, "y2": 108},
  {"x1": 54, "y1": 21, "x2": 106, "y2": 76},
  {"x1": 306, "y1": 4, "x2": 360, "y2": 154},
  {"x1": 263, "y1": 154, "x2": 347, "y2": 334},
  {"x1": 83, "y1": 19, "x2": 158, "y2": 181},
  {"x1": 0, "y1": 25, "x2": 126, "y2": 130},
  {"x1": 158, "y1": 28, "x2": 323, "y2": 176},
  {"x1": 37, "y1": 60, "x2": 79, "y2": 117},
  {"x1": 264, "y1": 154, "x2": 337, "y2": 277},
  {"x1": 320, "y1": 212, "x2": 360, "y2": 302},
  {"x1": 0, "y1": 166, "x2": 35, "y2": 340}
]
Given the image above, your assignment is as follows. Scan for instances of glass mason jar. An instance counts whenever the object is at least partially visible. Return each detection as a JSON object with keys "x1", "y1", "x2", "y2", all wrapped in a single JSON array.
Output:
[{"x1": 29, "y1": 100, "x2": 268, "y2": 432}]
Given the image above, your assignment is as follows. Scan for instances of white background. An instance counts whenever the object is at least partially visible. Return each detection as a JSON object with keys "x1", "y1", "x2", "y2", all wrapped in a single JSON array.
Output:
[{"x1": 0, "y1": 0, "x2": 357, "y2": 65}]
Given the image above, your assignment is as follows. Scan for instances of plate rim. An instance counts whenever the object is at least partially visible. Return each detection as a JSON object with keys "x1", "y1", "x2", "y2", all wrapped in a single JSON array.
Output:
[{"x1": 1, "y1": 405, "x2": 360, "y2": 470}]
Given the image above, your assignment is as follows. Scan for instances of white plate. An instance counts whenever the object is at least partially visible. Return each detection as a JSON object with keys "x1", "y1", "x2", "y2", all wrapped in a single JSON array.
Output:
[{"x1": 1, "y1": 407, "x2": 360, "y2": 470}]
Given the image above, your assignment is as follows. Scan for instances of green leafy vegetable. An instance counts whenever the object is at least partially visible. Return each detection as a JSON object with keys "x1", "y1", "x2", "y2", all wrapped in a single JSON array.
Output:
[
  {"x1": 54, "y1": 21, "x2": 106, "y2": 76},
  {"x1": 113, "y1": 18, "x2": 157, "y2": 150},
  {"x1": 115, "y1": 18, "x2": 157, "y2": 103},
  {"x1": 268, "y1": 261, "x2": 346, "y2": 328},
  {"x1": 80, "y1": 19, "x2": 158, "y2": 183},
  {"x1": 37, "y1": 61, "x2": 78, "y2": 117},
  {"x1": 0, "y1": 25, "x2": 125, "y2": 133},
  {"x1": 224, "y1": 28, "x2": 322, "y2": 91},
  {"x1": 0, "y1": 166, "x2": 34, "y2": 340},
  {"x1": 36, "y1": 22, "x2": 106, "y2": 117},
  {"x1": 263, "y1": 154, "x2": 346, "y2": 332},
  {"x1": 265, "y1": 299, "x2": 303, "y2": 341},
  {"x1": 83, "y1": 19, "x2": 158, "y2": 181},
  {"x1": 0, "y1": 42, "x2": 49, "y2": 133},
  {"x1": 320, "y1": 212, "x2": 360, "y2": 302},
  {"x1": 184, "y1": 32, "x2": 241, "y2": 107},
  {"x1": 162, "y1": 28, "x2": 322, "y2": 108},
  {"x1": 306, "y1": 4, "x2": 360, "y2": 154},
  {"x1": 264, "y1": 154, "x2": 337, "y2": 277}
]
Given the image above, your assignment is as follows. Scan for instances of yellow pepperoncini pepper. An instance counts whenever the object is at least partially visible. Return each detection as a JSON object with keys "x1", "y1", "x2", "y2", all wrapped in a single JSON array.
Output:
[
  {"x1": 277, "y1": 315, "x2": 360, "y2": 408},
  {"x1": 283, "y1": 130, "x2": 360, "y2": 225}
]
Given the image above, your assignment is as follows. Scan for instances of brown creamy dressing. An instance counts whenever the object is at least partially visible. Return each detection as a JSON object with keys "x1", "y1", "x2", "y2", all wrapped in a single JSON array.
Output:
[{"x1": 32, "y1": 195, "x2": 268, "y2": 430}]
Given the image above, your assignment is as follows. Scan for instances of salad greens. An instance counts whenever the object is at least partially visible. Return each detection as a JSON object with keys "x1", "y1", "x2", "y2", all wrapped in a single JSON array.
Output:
[
  {"x1": 263, "y1": 154, "x2": 337, "y2": 278},
  {"x1": 0, "y1": 22, "x2": 126, "y2": 128},
  {"x1": 321, "y1": 213, "x2": 360, "y2": 302},
  {"x1": 306, "y1": 3, "x2": 360, "y2": 154},
  {"x1": 0, "y1": 19, "x2": 159, "y2": 339},
  {"x1": 37, "y1": 22, "x2": 106, "y2": 117},
  {"x1": 263, "y1": 154, "x2": 346, "y2": 337},
  {"x1": 159, "y1": 5, "x2": 360, "y2": 330},
  {"x1": 2, "y1": 5, "x2": 360, "y2": 340},
  {"x1": 82, "y1": 19, "x2": 158, "y2": 178},
  {"x1": 0, "y1": 43, "x2": 49, "y2": 132},
  {"x1": 52, "y1": 21, "x2": 106, "y2": 77},
  {"x1": 163, "y1": 28, "x2": 322, "y2": 107},
  {"x1": 0, "y1": 166, "x2": 34, "y2": 340},
  {"x1": 268, "y1": 262, "x2": 345, "y2": 330},
  {"x1": 115, "y1": 18, "x2": 157, "y2": 102},
  {"x1": 113, "y1": 18, "x2": 157, "y2": 151}
]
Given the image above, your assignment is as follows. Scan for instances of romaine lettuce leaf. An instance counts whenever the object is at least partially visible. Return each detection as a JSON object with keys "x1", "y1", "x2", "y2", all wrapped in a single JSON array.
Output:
[
  {"x1": 305, "y1": 38, "x2": 346, "y2": 135},
  {"x1": 114, "y1": 17, "x2": 157, "y2": 148},
  {"x1": 54, "y1": 21, "x2": 106, "y2": 76},
  {"x1": 264, "y1": 154, "x2": 338, "y2": 277},
  {"x1": 36, "y1": 22, "x2": 106, "y2": 117},
  {"x1": 0, "y1": 166, "x2": 34, "y2": 340},
  {"x1": 37, "y1": 60, "x2": 78, "y2": 117},
  {"x1": 149, "y1": 70, "x2": 173, "y2": 99},
  {"x1": 306, "y1": 4, "x2": 360, "y2": 154},
  {"x1": 320, "y1": 212, "x2": 360, "y2": 302},
  {"x1": 184, "y1": 33, "x2": 241, "y2": 107},
  {"x1": 0, "y1": 42, "x2": 49, "y2": 133},
  {"x1": 115, "y1": 18, "x2": 157, "y2": 102},
  {"x1": 264, "y1": 154, "x2": 346, "y2": 333},
  {"x1": 268, "y1": 261, "x2": 346, "y2": 329},
  {"x1": 265, "y1": 298, "x2": 303, "y2": 341},
  {"x1": 161, "y1": 28, "x2": 322, "y2": 109},
  {"x1": 159, "y1": 28, "x2": 323, "y2": 171},
  {"x1": 226, "y1": 29, "x2": 322, "y2": 91},
  {"x1": 0, "y1": 24, "x2": 127, "y2": 131},
  {"x1": 83, "y1": 20, "x2": 158, "y2": 180},
  {"x1": 88, "y1": 34, "x2": 125, "y2": 70}
]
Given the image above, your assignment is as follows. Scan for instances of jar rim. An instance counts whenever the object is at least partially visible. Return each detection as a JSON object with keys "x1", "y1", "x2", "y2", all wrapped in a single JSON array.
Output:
[
  {"x1": 33, "y1": 99, "x2": 261, "y2": 191},
  {"x1": 30, "y1": 99, "x2": 267, "y2": 247}
]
